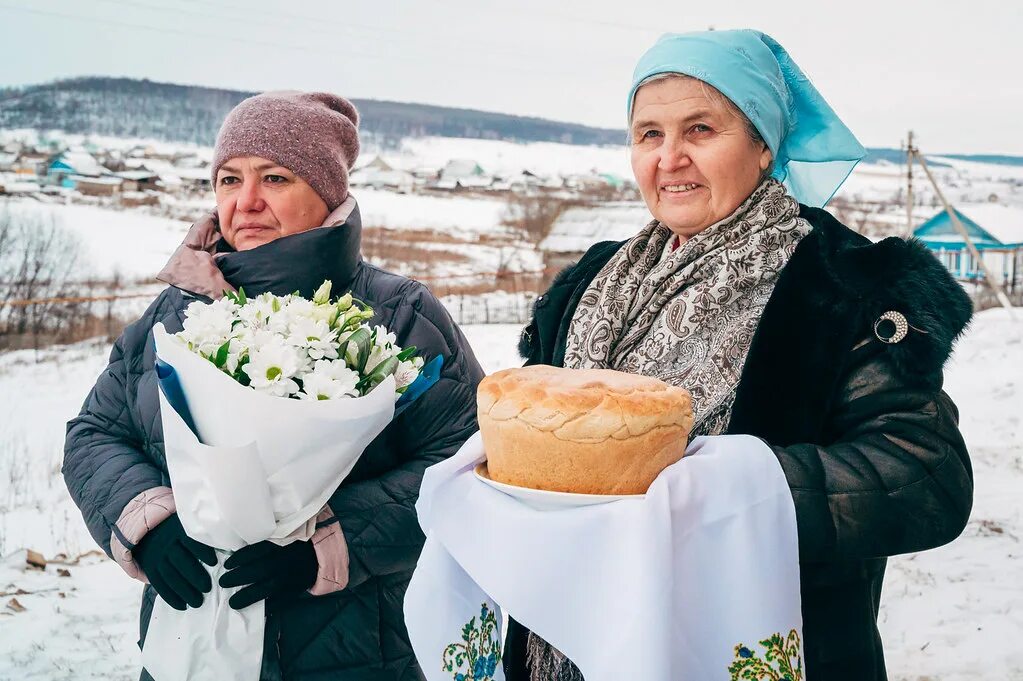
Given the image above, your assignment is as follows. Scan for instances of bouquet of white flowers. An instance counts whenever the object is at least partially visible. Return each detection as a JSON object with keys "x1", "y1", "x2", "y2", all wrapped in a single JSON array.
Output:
[
  {"x1": 175, "y1": 279, "x2": 424, "y2": 400},
  {"x1": 144, "y1": 281, "x2": 441, "y2": 681}
]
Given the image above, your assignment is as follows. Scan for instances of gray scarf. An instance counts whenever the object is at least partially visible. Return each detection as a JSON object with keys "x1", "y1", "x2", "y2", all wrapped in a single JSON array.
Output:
[{"x1": 526, "y1": 179, "x2": 810, "y2": 681}]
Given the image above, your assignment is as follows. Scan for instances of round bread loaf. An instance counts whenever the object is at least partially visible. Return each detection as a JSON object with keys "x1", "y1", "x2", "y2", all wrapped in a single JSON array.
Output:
[{"x1": 477, "y1": 365, "x2": 693, "y2": 495}]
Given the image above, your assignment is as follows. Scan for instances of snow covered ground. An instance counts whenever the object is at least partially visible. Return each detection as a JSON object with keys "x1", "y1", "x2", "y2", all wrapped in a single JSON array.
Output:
[
  {"x1": 0, "y1": 192, "x2": 540, "y2": 287},
  {"x1": 0, "y1": 312, "x2": 1021, "y2": 679},
  {"x1": 0, "y1": 200, "x2": 191, "y2": 282}
]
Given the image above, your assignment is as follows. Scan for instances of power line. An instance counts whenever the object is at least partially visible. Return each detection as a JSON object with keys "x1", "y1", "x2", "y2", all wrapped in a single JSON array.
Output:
[
  {"x1": 0, "y1": 3, "x2": 344, "y2": 56},
  {"x1": 4, "y1": 0, "x2": 621, "y2": 78},
  {"x1": 172, "y1": 0, "x2": 407, "y2": 40},
  {"x1": 429, "y1": 0, "x2": 665, "y2": 35},
  {"x1": 0, "y1": 2, "x2": 558, "y2": 75}
]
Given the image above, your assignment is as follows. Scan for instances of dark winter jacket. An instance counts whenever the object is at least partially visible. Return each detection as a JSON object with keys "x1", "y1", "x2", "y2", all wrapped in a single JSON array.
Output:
[
  {"x1": 504, "y1": 205, "x2": 974, "y2": 681},
  {"x1": 63, "y1": 202, "x2": 485, "y2": 680}
]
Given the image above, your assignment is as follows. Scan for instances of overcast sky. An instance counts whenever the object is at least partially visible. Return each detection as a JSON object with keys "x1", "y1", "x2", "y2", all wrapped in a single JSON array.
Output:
[{"x1": 0, "y1": 0, "x2": 1019, "y2": 154}]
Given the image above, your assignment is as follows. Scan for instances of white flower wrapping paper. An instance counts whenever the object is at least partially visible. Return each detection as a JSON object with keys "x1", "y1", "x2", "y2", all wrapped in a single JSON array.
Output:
[{"x1": 143, "y1": 322, "x2": 398, "y2": 681}]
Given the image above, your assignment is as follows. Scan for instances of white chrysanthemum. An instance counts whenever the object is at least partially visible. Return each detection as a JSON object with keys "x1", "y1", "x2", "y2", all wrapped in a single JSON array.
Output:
[
  {"x1": 286, "y1": 316, "x2": 339, "y2": 361},
  {"x1": 297, "y1": 360, "x2": 360, "y2": 400},
  {"x1": 233, "y1": 325, "x2": 275, "y2": 351},
  {"x1": 180, "y1": 297, "x2": 238, "y2": 354},
  {"x1": 282, "y1": 296, "x2": 334, "y2": 328},
  {"x1": 243, "y1": 340, "x2": 304, "y2": 397},
  {"x1": 281, "y1": 297, "x2": 315, "y2": 320}
]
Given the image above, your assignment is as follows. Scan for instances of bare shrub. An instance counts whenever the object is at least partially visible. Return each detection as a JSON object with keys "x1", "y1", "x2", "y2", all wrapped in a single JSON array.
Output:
[
  {"x1": 502, "y1": 194, "x2": 571, "y2": 244},
  {"x1": 361, "y1": 227, "x2": 472, "y2": 278},
  {"x1": 0, "y1": 205, "x2": 131, "y2": 351},
  {"x1": 828, "y1": 196, "x2": 894, "y2": 237}
]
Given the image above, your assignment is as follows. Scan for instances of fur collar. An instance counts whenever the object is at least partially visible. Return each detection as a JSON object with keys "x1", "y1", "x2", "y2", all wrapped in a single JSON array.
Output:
[{"x1": 799, "y1": 206, "x2": 972, "y2": 378}]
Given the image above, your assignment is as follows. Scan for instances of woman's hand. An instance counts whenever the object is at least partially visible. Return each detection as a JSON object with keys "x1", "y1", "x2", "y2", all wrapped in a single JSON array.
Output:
[
  {"x1": 133, "y1": 513, "x2": 217, "y2": 611},
  {"x1": 219, "y1": 540, "x2": 318, "y2": 610}
]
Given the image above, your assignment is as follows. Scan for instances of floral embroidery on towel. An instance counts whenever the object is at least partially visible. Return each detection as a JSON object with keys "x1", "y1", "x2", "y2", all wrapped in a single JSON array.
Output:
[
  {"x1": 728, "y1": 629, "x2": 803, "y2": 681},
  {"x1": 442, "y1": 602, "x2": 502, "y2": 681}
]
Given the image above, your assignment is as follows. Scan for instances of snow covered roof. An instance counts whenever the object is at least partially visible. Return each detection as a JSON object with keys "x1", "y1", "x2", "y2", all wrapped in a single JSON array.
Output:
[
  {"x1": 171, "y1": 166, "x2": 212, "y2": 181},
  {"x1": 115, "y1": 170, "x2": 159, "y2": 181},
  {"x1": 441, "y1": 159, "x2": 486, "y2": 178},
  {"x1": 54, "y1": 150, "x2": 107, "y2": 176},
  {"x1": 69, "y1": 175, "x2": 123, "y2": 186},
  {"x1": 350, "y1": 167, "x2": 415, "y2": 187},
  {"x1": 541, "y1": 202, "x2": 650, "y2": 253},
  {"x1": 129, "y1": 158, "x2": 178, "y2": 174},
  {"x1": 954, "y1": 204, "x2": 1023, "y2": 246},
  {"x1": 916, "y1": 203, "x2": 1023, "y2": 247},
  {"x1": 0, "y1": 179, "x2": 40, "y2": 194},
  {"x1": 354, "y1": 156, "x2": 394, "y2": 172}
]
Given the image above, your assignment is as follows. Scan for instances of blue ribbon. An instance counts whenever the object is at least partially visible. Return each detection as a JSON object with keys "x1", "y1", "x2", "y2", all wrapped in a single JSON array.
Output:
[
  {"x1": 156, "y1": 359, "x2": 199, "y2": 437},
  {"x1": 394, "y1": 354, "x2": 444, "y2": 418}
]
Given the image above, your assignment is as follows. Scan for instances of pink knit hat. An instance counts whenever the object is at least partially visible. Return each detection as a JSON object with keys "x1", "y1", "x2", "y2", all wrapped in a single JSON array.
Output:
[{"x1": 211, "y1": 91, "x2": 360, "y2": 211}]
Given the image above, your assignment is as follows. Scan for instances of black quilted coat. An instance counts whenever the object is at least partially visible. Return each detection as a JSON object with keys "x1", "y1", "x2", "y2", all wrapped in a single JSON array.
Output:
[{"x1": 505, "y1": 206, "x2": 974, "y2": 681}]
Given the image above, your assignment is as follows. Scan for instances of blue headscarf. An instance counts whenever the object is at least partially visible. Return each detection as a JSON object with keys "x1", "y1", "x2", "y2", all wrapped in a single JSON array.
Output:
[{"x1": 628, "y1": 29, "x2": 865, "y2": 208}]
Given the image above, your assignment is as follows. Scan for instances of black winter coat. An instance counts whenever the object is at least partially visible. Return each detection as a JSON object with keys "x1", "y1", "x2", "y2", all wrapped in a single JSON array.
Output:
[
  {"x1": 63, "y1": 208, "x2": 485, "y2": 680},
  {"x1": 505, "y1": 206, "x2": 973, "y2": 681}
]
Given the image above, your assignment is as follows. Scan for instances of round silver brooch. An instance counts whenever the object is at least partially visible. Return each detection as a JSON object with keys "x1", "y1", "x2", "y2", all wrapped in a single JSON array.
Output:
[{"x1": 874, "y1": 311, "x2": 909, "y2": 344}]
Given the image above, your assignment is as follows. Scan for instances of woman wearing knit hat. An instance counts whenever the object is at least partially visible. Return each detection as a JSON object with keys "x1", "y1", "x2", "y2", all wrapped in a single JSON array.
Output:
[
  {"x1": 64, "y1": 91, "x2": 484, "y2": 680},
  {"x1": 504, "y1": 30, "x2": 972, "y2": 681}
]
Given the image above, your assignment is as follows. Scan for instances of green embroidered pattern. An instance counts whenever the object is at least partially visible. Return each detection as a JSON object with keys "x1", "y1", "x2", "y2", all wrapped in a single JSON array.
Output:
[
  {"x1": 728, "y1": 629, "x2": 803, "y2": 681},
  {"x1": 442, "y1": 602, "x2": 502, "y2": 681}
]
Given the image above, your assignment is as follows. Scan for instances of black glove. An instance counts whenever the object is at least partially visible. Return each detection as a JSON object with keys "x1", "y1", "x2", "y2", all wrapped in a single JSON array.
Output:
[
  {"x1": 219, "y1": 540, "x2": 318, "y2": 610},
  {"x1": 133, "y1": 513, "x2": 217, "y2": 611}
]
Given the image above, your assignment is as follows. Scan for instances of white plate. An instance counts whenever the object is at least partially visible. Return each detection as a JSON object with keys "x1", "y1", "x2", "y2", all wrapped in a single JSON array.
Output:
[{"x1": 473, "y1": 462, "x2": 643, "y2": 511}]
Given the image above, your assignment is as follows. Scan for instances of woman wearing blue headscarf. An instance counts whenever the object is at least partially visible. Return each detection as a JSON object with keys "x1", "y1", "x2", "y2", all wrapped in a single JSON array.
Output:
[{"x1": 508, "y1": 30, "x2": 973, "y2": 681}]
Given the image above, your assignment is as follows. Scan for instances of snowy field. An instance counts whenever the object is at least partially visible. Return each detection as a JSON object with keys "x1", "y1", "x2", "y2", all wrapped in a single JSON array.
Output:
[
  {"x1": 0, "y1": 311, "x2": 1021, "y2": 679},
  {"x1": 0, "y1": 193, "x2": 541, "y2": 287}
]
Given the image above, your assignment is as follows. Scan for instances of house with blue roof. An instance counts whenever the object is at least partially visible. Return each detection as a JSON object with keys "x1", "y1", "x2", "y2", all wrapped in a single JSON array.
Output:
[
  {"x1": 913, "y1": 204, "x2": 1023, "y2": 296},
  {"x1": 46, "y1": 149, "x2": 109, "y2": 189}
]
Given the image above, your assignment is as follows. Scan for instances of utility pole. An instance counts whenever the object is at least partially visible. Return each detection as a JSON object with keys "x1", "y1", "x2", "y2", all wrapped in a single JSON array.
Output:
[
  {"x1": 908, "y1": 146, "x2": 1015, "y2": 316},
  {"x1": 905, "y1": 131, "x2": 915, "y2": 236}
]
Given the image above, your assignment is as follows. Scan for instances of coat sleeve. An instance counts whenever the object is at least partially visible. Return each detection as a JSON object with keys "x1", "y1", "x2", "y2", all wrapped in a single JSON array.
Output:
[
  {"x1": 325, "y1": 285, "x2": 485, "y2": 591},
  {"x1": 62, "y1": 294, "x2": 176, "y2": 579},
  {"x1": 771, "y1": 341, "x2": 973, "y2": 562}
]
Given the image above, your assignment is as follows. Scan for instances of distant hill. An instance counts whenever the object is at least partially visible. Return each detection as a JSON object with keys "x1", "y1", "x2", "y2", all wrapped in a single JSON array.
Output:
[
  {"x1": 0, "y1": 77, "x2": 625, "y2": 147},
  {"x1": 2, "y1": 77, "x2": 1021, "y2": 169},
  {"x1": 935, "y1": 154, "x2": 1023, "y2": 167},
  {"x1": 860, "y1": 149, "x2": 1023, "y2": 169}
]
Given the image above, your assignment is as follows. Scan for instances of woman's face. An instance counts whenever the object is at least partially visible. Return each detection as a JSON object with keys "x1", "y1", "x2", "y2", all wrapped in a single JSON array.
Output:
[
  {"x1": 630, "y1": 77, "x2": 772, "y2": 240},
  {"x1": 215, "y1": 156, "x2": 330, "y2": 251}
]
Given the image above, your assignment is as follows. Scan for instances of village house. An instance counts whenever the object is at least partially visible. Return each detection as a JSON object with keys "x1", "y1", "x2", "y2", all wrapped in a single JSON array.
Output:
[
  {"x1": 114, "y1": 170, "x2": 161, "y2": 192},
  {"x1": 915, "y1": 204, "x2": 1023, "y2": 299},
  {"x1": 70, "y1": 175, "x2": 124, "y2": 197},
  {"x1": 350, "y1": 157, "x2": 416, "y2": 193},
  {"x1": 433, "y1": 159, "x2": 492, "y2": 190},
  {"x1": 46, "y1": 149, "x2": 110, "y2": 188}
]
